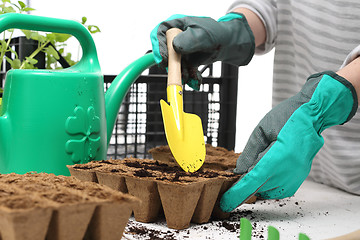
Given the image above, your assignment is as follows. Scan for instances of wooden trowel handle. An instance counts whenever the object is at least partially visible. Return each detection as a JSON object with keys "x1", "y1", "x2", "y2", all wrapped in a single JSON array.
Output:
[{"x1": 166, "y1": 28, "x2": 182, "y2": 86}]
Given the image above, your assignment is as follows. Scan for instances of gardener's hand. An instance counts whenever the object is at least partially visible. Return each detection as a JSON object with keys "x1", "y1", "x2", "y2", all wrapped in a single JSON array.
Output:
[
  {"x1": 150, "y1": 12, "x2": 255, "y2": 90},
  {"x1": 220, "y1": 71, "x2": 358, "y2": 212}
]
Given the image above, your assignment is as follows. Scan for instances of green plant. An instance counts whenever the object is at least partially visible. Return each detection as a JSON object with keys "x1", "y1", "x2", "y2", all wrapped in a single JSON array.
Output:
[{"x1": 0, "y1": 0, "x2": 100, "y2": 70}]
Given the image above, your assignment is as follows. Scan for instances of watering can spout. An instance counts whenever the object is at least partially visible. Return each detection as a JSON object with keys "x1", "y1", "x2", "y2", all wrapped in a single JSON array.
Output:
[{"x1": 105, "y1": 53, "x2": 156, "y2": 146}]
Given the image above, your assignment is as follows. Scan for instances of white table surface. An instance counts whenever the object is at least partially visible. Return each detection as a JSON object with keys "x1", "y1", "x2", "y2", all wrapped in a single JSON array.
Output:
[{"x1": 122, "y1": 179, "x2": 360, "y2": 240}]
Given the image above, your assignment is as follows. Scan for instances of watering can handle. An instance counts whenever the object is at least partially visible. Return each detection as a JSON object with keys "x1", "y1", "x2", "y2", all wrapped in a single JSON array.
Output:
[{"x1": 0, "y1": 13, "x2": 98, "y2": 70}]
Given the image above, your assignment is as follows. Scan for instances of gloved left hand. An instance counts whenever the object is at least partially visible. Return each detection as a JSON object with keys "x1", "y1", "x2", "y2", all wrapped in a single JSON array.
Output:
[
  {"x1": 150, "y1": 12, "x2": 255, "y2": 90},
  {"x1": 220, "y1": 71, "x2": 358, "y2": 212}
]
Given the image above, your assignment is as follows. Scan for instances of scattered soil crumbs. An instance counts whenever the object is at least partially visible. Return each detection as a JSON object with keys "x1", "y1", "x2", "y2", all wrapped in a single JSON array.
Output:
[
  {"x1": 123, "y1": 211, "x2": 268, "y2": 239},
  {"x1": 123, "y1": 197, "x2": 313, "y2": 239},
  {"x1": 217, "y1": 221, "x2": 240, "y2": 232},
  {"x1": 124, "y1": 218, "x2": 242, "y2": 240},
  {"x1": 125, "y1": 221, "x2": 177, "y2": 240}
]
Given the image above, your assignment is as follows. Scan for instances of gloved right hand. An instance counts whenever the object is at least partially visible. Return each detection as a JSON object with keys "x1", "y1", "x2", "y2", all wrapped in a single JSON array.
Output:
[
  {"x1": 150, "y1": 12, "x2": 255, "y2": 90},
  {"x1": 220, "y1": 71, "x2": 358, "y2": 212}
]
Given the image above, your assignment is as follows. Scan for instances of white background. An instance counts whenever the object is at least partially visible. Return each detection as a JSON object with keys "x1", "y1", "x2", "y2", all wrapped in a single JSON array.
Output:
[{"x1": 28, "y1": 0, "x2": 274, "y2": 152}]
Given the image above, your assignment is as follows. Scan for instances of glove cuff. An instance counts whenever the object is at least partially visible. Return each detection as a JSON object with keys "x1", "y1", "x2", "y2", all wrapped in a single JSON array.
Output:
[
  {"x1": 217, "y1": 12, "x2": 255, "y2": 66},
  {"x1": 307, "y1": 71, "x2": 358, "y2": 124},
  {"x1": 218, "y1": 12, "x2": 244, "y2": 22}
]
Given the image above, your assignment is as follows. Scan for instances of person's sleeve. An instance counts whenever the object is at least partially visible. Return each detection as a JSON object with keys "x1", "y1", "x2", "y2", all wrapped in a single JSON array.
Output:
[
  {"x1": 340, "y1": 44, "x2": 360, "y2": 68},
  {"x1": 227, "y1": 0, "x2": 277, "y2": 55}
]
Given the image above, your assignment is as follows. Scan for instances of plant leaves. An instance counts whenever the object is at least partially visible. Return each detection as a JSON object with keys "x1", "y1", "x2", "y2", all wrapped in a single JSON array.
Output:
[
  {"x1": 58, "y1": 48, "x2": 64, "y2": 54},
  {"x1": 0, "y1": 40, "x2": 7, "y2": 52},
  {"x1": 11, "y1": 58, "x2": 21, "y2": 69},
  {"x1": 25, "y1": 31, "x2": 47, "y2": 43},
  {"x1": 21, "y1": 29, "x2": 32, "y2": 39},
  {"x1": 46, "y1": 33, "x2": 71, "y2": 43},
  {"x1": 25, "y1": 56, "x2": 38, "y2": 65},
  {"x1": 27, "y1": 31, "x2": 42, "y2": 41},
  {"x1": 22, "y1": 7, "x2": 34, "y2": 12},
  {"x1": 81, "y1": 16, "x2": 87, "y2": 24},
  {"x1": 0, "y1": 3, "x2": 99, "y2": 71},
  {"x1": 44, "y1": 45, "x2": 59, "y2": 60},
  {"x1": 10, "y1": 2, "x2": 20, "y2": 11},
  {"x1": 47, "y1": 55, "x2": 57, "y2": 64},
  {"x1": 55, "y1": 33, "x2": 71, "y2": 42},
  {"x1": 45, "y1": 55, "x2": 56, "y2": 69},
  {"x1": 5, "y1": 56, "x2": 12, "y2": 64},
  {"x1": 64, "y1": 52, "x2": 76, "y2": 66},
  {"x1": 3, "y1": 6, "x2": 15, "y2": 13},
  {"x1": 8, "y1": 46, "x2": 18, "y2": 58},
  {"x1": 88, "y1": 25, "x2": 101, "y2": 34},
  {"x1": 37, "y1": 34, "x2": 46, "y2": 43},
  {"x1": 22, "y1": 61, "x2": 35, "y2": 69},
  {"x1": 18, "y1": 0, "x2": 25, "y2": 8},
  {"x1": 45, "y1": 33, "x2": 56, "y2": 42},
  {"x1": 13, "y1": 58, "x2": 21, "y2": 68}
]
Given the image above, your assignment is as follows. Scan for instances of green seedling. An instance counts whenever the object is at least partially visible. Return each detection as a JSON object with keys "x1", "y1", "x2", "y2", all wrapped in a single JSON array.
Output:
[
  {"x1": 239, "y1": 218, "x2": 310, "y2": 240},
  {"x1": 0, "y1": 0, "x2": 101, "y2": 108},
  {"x1": 0, "y1": 0, "x2": 101, "y2": 70}
]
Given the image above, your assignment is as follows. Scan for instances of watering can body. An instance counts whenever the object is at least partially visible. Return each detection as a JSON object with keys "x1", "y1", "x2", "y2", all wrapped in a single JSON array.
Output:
[
  {"x1": 0, "y1": 13, "x2": 155, "y2": 175},
  {"x1": 0, "y1": 69, "x2": 107, "y2": 175}
]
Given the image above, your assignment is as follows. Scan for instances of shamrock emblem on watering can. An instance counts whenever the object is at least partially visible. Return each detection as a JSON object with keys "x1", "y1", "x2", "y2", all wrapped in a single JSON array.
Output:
[{"x1": 65, "y1": 106, "x2": 101, "y2": 164}]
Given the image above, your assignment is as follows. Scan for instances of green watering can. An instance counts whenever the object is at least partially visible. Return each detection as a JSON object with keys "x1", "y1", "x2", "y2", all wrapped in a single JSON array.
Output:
[{"x1": 0, "y1": 13, "x2": 155, "y2": 175}]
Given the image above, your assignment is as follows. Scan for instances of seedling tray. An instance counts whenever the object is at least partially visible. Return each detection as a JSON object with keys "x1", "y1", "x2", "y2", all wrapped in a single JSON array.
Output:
[
  {"x1": 0, "y1": 173, "x2": 139, "y2": 240},
  {"x1": 68, "y1": 158, "x2": 240, "y2": 230}
]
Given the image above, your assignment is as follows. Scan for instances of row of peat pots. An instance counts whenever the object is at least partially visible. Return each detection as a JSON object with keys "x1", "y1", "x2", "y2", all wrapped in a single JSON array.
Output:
[
  {"x1": 68, "y1": 145, "x2": 256, "y2": 231},
  {"x1": 0, "y1": 144, "x2": 252, "y2": 239}
]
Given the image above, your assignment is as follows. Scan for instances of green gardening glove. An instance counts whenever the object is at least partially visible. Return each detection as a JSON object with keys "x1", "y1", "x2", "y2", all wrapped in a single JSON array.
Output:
[
  {"x1": 150, "y1": 12, "x2": 255, "y2": 90},
  {"x1": 220, "y1": 71, "x2": 358, "y2": 212}
]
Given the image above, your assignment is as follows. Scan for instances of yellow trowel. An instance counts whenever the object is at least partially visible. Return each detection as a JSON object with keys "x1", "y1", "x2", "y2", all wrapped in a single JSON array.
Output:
[{"x1": 160, "y1": 28, "x2": 206, "y2": 172}]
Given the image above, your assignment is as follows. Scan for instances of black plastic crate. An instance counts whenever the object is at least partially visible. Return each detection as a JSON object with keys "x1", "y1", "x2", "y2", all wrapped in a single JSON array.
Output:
[{"x1": 104, "y1": 62, "x2": 238, "y2": 159}]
